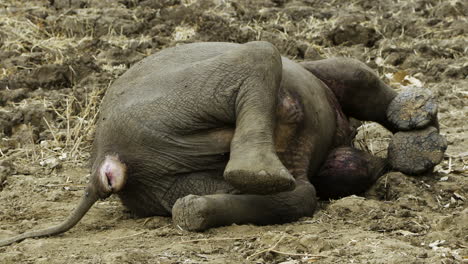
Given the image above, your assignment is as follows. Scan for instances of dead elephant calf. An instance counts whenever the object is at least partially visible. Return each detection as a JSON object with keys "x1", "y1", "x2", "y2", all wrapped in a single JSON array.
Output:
[{"x1": 0, "y1": 41, "x2": 446, "y2": 246}]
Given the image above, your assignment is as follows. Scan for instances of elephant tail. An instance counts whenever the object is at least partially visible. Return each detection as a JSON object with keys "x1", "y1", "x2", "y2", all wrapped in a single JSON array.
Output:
[{"x1": 0, "y1": 185, "x2": 99, "y2": 247}]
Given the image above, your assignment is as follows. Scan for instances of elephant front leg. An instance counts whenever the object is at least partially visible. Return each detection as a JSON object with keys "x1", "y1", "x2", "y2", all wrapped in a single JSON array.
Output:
[
  {"x1": 300, "y1": 58, "x2": 446, "y2": 175},
  {"x1": 172, "y1": 180, "x2": 316, "y2": 231},
  {"x1": 386, "y1": 88, "x2": 447, "y2": 174},
  {"x1": 386, "y1": 87, "x2": 439, "y2": 131}
]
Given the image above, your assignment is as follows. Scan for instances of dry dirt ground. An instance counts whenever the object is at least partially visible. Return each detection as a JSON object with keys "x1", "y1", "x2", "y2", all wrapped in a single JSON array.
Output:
[{"x1": 0, "y1": 0, "x2": 467, "y2": 263}]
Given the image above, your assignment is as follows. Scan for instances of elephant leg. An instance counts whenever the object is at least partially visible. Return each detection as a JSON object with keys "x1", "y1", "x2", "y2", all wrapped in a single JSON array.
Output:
[
  {"x1": 158, "y1": 170, "x2": 237, "y2": 213},
  {"x1": 172, "y1": 180, "x2": 316, "y2": 231},
  {"x1": 300, "y1": 58, "x2": 398, "y2": 131},
  {"x1": 301, "y1": 58, "x2": 440, "y2": 131},
  {"x1": 215, "y1": 42, "x2": 295, "y2": 194},
  {"x1": 310, "y1": 147, "x2": 389, "y2": 199},
  {"x1": 301, "y1": 58, "x2": 445, "y2": 174}
]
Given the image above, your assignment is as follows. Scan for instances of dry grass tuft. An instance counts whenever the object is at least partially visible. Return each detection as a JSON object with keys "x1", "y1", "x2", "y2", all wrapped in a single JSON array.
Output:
[{"x1": 3, "y1": 86, "x2": 105, "y2": 170}]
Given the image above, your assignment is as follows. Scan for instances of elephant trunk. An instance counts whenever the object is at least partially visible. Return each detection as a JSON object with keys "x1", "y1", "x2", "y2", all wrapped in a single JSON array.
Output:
[{"x1": 0, "y1": 185, "x2": 99, "y2": 247}]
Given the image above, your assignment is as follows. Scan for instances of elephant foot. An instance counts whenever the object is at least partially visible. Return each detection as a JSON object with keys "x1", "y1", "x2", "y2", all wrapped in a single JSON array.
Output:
[
  {"x1": 386, "y1": 87, "x2": 437, "y2": 131},
  {"x1": 388, "y1": 126, "x2": 447, "y2": 175},
  {"x1": 172, "y1": 195, "x2": 216, "y2": 232},
  {"x1": 224, "y1": 150, "x2": 295, "y2": 194}
]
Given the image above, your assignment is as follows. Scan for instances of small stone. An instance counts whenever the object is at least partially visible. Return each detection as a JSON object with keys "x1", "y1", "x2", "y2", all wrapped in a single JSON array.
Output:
[{"x1": 39, "y1": 157, "x2": 61, "y2": 169}]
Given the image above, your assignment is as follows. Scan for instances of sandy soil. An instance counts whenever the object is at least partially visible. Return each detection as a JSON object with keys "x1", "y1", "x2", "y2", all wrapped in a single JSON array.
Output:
[{"x1": 0, "y1": 0, "x2": 467, "y2": 263}]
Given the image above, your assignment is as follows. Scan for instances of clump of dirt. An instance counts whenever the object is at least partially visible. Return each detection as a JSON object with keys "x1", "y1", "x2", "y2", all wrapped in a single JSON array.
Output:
[{"x1": 0, "y1": 0, "x2": 466, "y2": 263}]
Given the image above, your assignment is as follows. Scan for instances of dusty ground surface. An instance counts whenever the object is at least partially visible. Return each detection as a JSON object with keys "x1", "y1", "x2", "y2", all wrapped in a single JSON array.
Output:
[{"x1": 0, "y1": 0, "x2": 467, "y2": 263}]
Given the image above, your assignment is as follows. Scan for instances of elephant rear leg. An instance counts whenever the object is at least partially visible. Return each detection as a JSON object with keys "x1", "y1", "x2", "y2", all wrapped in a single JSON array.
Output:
[
  {"x1": 172, "y1": 180, "x2": 317, "y2": 231},
  {"x1": 310, "y1": 147, "x2": 389, "y2": 199},
  {"x1": 217, "y1": 42, "x2": 295, "y2": 194}
]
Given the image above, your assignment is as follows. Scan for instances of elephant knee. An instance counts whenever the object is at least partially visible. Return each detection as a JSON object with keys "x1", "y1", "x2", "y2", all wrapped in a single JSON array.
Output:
[
  {"x1": 242, "y1": 41, "x2": 282, "y2": 73},
  {"x1": 244, "y1": 41, "x2": 281, "y2": 60}
]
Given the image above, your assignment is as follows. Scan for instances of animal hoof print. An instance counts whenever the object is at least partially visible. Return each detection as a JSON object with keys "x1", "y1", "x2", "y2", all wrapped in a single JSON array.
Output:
[
  {"x1": 388, "y1": 126, "x2": 447, "y2": 175},
  {"x1": 387, "y1": 88, "x2": 437, "y2": 131},
  {"x1": 224, "y1": 168, "x2": 296, "y2": 194},
  {"x1": 172, "y1": 195, "x2": 212, "y2": 232}
]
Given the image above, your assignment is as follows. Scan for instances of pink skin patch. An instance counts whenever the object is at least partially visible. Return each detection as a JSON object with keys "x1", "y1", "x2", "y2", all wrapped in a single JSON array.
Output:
[
  {"x1": 103, "y1": 165, "x2": 114, "y2": 187},
  {"x1": 99, "y1": 155, "x2": 127, "y2": 193}
]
